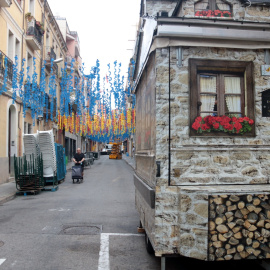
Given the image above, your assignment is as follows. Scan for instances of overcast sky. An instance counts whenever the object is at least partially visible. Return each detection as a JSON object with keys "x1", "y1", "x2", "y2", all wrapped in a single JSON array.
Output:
[{"x1": 48, "y1": 0, "x2": 141, "y2": 77}]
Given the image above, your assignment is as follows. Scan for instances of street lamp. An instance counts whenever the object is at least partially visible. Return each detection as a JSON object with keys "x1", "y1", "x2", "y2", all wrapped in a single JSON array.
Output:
[{"x1": 53, "y1": 58, "x2": 63, "y2": 64}]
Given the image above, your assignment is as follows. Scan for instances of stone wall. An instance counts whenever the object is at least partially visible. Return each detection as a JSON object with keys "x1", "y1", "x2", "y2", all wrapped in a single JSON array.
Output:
[
  {"x1": 179, "y1": 188, "x2": 208, "y2": 260},
  {"x1": 146, "y1": 0, "x2": 178, "y2": 16},
  {"x1": 145, "y1": 0, "x2": 270, "y2": 22},
  {"x1": 166, "y1": 46, "x2": 270, "y2": 186},
  {"x1": 152, "y1": 45, "x2": 270, "y2": 258},
  {"x1": 179, "y1": 0, "x2": 270, "y2": 22}
]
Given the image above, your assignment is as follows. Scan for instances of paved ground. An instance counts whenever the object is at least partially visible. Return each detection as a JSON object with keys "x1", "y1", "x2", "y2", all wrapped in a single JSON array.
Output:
[
  {"x1": 0, "y1": 155, "x2": 161, "y2": 270},
  {"x1": 0, "y1": 155, "x2": 268, "y2": 270}
]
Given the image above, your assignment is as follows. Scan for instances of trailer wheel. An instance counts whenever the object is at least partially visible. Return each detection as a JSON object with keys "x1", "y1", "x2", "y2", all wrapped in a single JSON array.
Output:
[{"x1": 145, "y1": 232, "x2": 154, "y2": 255}]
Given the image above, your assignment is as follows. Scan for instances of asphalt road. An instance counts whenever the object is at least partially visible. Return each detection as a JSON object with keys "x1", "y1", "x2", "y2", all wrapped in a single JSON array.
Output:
[{"x1": 0, "y1": 156, "x2": 268, "y2": 270}]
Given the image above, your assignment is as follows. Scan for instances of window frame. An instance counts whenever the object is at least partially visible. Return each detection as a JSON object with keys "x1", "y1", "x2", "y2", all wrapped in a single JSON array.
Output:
[
  {"x1": 189, "y1": 58, "x2": 255, "y2": 137},
  {"x1": 198, "y1": 72, "x2": 245, "y2": 116}
]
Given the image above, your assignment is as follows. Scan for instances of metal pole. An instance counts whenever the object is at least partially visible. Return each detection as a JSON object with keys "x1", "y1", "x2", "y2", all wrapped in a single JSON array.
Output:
[{"x1": 161, "y1": 257, "x2": 166, "y2": 270}]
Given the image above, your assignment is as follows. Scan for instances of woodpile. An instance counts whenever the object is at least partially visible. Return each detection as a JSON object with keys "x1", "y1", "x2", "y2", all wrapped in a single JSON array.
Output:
[{"x1": 208, "y1": 194, "x2": 270, "y2": 261}]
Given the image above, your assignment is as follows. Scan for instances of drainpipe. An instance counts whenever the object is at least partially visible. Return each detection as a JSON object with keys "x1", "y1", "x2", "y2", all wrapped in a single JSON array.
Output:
[
  {"x1": 168, "y1": 46, "x2": 171, "y2": 186},
  {"x1": 21, "y1": 0, "x2": 25, "y2": 63},
  {"x1": 19, "y1": 0, "x2": 26, "y2": 157},
  {"x1": 40, "y1": 0, "x2": 46, "y2": 76}
]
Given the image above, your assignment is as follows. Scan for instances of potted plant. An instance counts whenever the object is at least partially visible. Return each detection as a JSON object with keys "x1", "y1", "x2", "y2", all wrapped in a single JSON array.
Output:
[
  {"x1": 25, "y1": 12, "x2": 33, "y2": 22},
  {"x1": 191, "y1": 115, "x2": 254, "y2": 135},
  {"x1": 39, "y1": 24, "x2": 45, "y2": 35}
]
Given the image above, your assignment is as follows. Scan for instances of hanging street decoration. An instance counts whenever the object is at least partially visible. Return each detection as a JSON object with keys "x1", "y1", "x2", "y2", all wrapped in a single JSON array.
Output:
[{"x1": 1, "y1": 54, "x2": 136, "y2": 143}]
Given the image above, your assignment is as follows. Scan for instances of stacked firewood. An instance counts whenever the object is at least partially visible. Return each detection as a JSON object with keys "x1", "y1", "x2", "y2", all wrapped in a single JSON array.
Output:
[{"x1": 208, "y1": 194, "x2": 270, "y2": 261}]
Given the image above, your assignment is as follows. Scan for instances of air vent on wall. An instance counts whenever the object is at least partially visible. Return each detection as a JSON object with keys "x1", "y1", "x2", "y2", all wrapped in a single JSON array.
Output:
[{"x1": 157, "y1": 11, "x2": 169, "y2": 17}]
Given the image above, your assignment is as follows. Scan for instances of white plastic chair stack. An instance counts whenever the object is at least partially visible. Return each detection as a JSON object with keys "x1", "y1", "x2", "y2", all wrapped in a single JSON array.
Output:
[
  {"x1": 23, "y1": 133, "x2": 40, "y2": 162},
  {"x1": 38, "y1": 130, "x2": 56, "y2": 178}
]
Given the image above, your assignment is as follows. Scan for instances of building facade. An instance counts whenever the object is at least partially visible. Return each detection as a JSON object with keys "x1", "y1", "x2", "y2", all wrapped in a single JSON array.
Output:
[
  {"x1": 0, "y1": 0, "x2": 88, "y2": 184},
  {"x1": 133, "y1": 0, "x2": 270, "y2": 263}
]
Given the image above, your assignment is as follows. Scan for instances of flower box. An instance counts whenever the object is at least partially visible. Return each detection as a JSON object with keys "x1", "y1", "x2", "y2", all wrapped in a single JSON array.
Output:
[
  {"x1": 195, "y1": 10, "x2": 232, "y2": 18},
  {"x1": 192, "y1": 115, "x2": 254, "y2": 135}
]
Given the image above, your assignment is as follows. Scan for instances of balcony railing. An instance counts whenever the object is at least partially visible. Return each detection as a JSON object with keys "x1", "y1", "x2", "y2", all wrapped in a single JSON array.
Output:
[
  {"x1": 0, "y1": 50, "x2": 13, "y2": 83},
  {"x1": 45, "y1": 47, "x2": 58, "y2": 76},
  {"x1": 26, "y1": 18, "x2": 42, "y2": 50},
  {"x1": 66, "y1": 56, "x2": 72, "y2": 66},
  {"x1": 45, "y1": 46, "x2": 56, "y2": 62}
]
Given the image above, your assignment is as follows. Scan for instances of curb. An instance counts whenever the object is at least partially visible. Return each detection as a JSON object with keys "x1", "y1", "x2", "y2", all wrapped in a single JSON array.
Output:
[
  {"x1": 122, "y1": 158, "x2": 135, "y2": 171},
  {"x1": 0, "y1": 194, "x2": 16, "y2": 205}
]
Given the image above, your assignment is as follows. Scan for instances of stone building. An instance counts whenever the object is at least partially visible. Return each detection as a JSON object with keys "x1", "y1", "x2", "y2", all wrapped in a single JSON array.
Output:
[{"x1": 133, "y1": 0, "x2": 270, "y2": 266}]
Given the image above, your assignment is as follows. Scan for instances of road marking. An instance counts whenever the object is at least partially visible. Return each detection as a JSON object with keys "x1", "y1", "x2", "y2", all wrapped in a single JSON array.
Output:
[
  {"x1": 48, "y1": 208, "x2": 70, "y2": 212},
  {"x1": 0, "y1": 259, "x2": 6, "y2": 266},
  {"x1": 98, "y1": 233, "x2": 144, "y2": 270},
  {"x1": 98, "y1": 234, "x2": 110, "y2": 270}
]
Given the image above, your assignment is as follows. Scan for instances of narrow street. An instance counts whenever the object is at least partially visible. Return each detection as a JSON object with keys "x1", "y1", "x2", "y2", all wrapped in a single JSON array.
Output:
[
  {"x1": 0, "y1": 156, "x2": 160, "y2": 270},
  {"x1": 0, "y1": 156, "x2": 267, "y2": 270}
]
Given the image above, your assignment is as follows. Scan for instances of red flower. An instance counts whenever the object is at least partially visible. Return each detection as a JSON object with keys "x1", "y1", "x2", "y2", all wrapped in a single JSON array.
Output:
[
  {"x1": 221, "y1": 115, "x2": 231, "y2": 123},
  {"x1": 195, "y1": 9, "x2": 232, "y2": 18},
  {"x1": 192, "y1": 115, "x2": 253, "y2": 134},
  {"x1": 215, "y1": 117, "x2": 222, "y2": 122},
  {"x1": 213, "y1": 122, "x2": 219, "y2": 129},
  {"x1": 238, "y1": 117, "x2": 244, "y2": 122},
  {"x1": 205, "y1": 115, "x2": 216, "y2": 125},
  {"x1": 201, "y1": 123, "x2": 210, "y2": 130},
  {"x1": 223, "y1": 122, "x2": 232, "y2": 130},
  {"x1": 192, "y1": 121, "x2": 201, "y2": 131},
  {"x1": 195, "y1": 116, "x2": 202, "y2": 122},
  {"x1": 234, "y1": 121, "x2": 242, "y2": 131},
  {"x1": 248, "y1": 119, "x2": 254, "y2": 125}
]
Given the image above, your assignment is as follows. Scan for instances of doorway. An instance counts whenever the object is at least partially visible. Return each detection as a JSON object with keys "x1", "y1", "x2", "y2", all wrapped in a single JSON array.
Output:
[{"x1": 8, "y1": 105, "x2": 17, "y2": 175}]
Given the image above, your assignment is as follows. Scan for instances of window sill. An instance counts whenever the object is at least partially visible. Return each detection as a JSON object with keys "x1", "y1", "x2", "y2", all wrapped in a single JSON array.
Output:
[{"x1": 189, "y1": 131, "x2": 255, "y2": 137}]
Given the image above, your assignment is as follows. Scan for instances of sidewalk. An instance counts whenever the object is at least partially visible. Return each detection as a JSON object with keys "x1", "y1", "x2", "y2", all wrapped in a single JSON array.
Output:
[
  {"x1": 0, "y1": 162, "x2": 74, "y2": 205},
  {"x1": 0, "y1": 179, "x2": 17, "y2": 205},
  {"x1": 122, "y1": 154, "x2": 135, "y2": 170}
]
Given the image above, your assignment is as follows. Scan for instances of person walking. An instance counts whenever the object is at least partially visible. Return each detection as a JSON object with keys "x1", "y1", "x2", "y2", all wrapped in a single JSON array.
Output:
[
  {"x1": 73, "y1": 148, "x2": 85, "y2": 181},
  {"x1": 132, "y1": 146, "x2": 135, "y2": 158}
]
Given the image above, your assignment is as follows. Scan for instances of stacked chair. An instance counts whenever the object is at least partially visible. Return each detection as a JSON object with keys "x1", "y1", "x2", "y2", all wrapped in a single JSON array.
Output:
[
  {"x1": 38, "y1": 130, "x2": 57, "y2": 179},
  {"x1": 14, "y1": 130, "x2": 62, "y2": 194},
  {"x1": 23, "y1": 133, "x2": 40, "y2": 162}
]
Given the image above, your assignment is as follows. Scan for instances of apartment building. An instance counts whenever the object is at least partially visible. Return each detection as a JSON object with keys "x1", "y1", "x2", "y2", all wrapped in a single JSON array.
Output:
[{"x1": 0, "y1": 0, "x2": 73, "y2": 183}]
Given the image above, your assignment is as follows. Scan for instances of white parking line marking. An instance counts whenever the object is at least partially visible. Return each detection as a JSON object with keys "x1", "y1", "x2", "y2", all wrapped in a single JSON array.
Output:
[
  {"x1": 98, "y1": 233, "x2": 144, "y2": 270},
  {"x1": 98, "y1": 234, "x2": 110, "y2": 270},
  {"x1": 0, "y1": 259, "x2": 6, "y2": 266}
]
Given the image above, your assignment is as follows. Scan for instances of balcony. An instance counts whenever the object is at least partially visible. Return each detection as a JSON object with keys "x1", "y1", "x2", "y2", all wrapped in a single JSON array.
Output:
[
  {"x1": 0, "y1": 0, "x2": 12, "y2": 7},
  {"x1": 25, "y1": 18, "x2": 42, "y2": 51},
  {"x1": 45, "y1": 47, "x2": 58, "y2": 76},
  {"x1": 66, "y1": 56, "x2": 72, "y2": 67},
  {"x1": 0, "y1": 50, "x2": 13, "y2": 85},
  {"x1": 45, "y1": 46, "x2": 56, "y2": 62}
]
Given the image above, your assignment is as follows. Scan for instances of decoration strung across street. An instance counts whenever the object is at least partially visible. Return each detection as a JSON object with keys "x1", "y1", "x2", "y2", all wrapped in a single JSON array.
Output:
[{"x1": 0, "y1": 55, "x2": 136, "y2": 143}]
